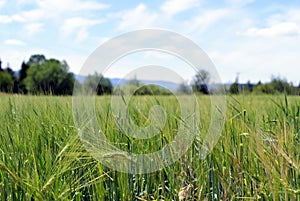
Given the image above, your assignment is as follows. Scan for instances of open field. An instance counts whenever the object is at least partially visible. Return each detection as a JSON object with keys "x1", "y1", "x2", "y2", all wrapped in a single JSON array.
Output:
[{"x1": 0, "y1": 95, "x2": 299, "y2": 200}]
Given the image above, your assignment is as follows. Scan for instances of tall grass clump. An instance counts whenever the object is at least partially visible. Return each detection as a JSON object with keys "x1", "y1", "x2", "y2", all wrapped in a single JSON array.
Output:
[{"x1": 0, "y1": 94, "x2": 299, "y2": 200}]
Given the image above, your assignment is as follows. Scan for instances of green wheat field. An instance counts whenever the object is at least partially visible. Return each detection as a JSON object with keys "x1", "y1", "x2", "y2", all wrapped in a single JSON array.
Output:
[{"x1": 0, "y1": 95, "x2": 299, "y2": 200}]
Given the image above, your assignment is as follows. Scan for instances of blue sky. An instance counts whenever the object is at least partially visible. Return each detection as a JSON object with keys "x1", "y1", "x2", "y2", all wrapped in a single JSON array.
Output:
[{"x1": 0, "y1": 0, "x2": 299, "y2": 84}]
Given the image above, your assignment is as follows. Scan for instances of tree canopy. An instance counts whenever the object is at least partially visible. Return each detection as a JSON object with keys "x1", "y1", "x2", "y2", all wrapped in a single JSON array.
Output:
[
  {"x1": 252, "y1": 77, "x2": 295, "y2": 95},
  {"x1": 24, "y1": 58, "x2": 75, "y2": 95},
  {"x1": 83, "y1": 73, "x2": 113, "y2": 95},
  {"x1": 193, "y1": 70, "x2": 210, "y2": 94},
  {"x1": 0, "y1": 71, "x2": 14, "y2": 92}
]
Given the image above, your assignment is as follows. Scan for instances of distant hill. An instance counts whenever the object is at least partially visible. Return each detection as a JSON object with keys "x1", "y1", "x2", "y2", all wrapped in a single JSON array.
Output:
[
  {"x1": 75, "y1": 75, "x2": 181, "y2": 91},
  {"x1": 109, "y1": 78, "x2": 181, "y2": 91}
]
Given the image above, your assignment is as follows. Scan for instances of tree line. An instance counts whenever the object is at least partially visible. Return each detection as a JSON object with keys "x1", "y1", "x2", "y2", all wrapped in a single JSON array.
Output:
[
  {"x1": 0, "y1": 55, "x2": 299, "y2": 95},
  {"x1": 227, "y1": 75, "x2": 299, "y2": 95},
  {"x1": 181, "y1": 70, "x2": 299, "y2": 95},
  {"x1": 0, "y1": 54, "x2": 114, "y2": 95}
]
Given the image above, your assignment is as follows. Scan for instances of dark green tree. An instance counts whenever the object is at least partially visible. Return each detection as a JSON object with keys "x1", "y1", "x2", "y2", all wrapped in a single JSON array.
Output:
[
  {"x1": 18, "y1": 55, "x2": 46, "y2": 94},
  {"x1": 0, "y1": 71, "x2": 14, "y2": 92},
  {"x1": 0, "y1": 61, "x2": 18, "y2": 93},
  {"x1": 18, "y1": 61, "x2": 30, "y2": 94},
  {"x1": 253, "y1": 77, "x2": 293, "y2": 95},
  {"x1": 27, "y1": 54, "x2": 46, "y2": 66},
  {"x1": 243, "y1": 80, "x2": 254, "y2": 92},
  {"x1": 252, "y1": 81, "x2": 263, "y2": 94},
  {"x1": 229, "y1": 74, "x2": 240, "y2": 94},
  {"x1": 269, "y1": 76, "x2": 292, "y2": 94},
  {"x1": 229, "y1": 82, "x2": 239, "y2": 94},
  {"x1": 83, "y1": 73, "x2": 113, "y2": 95},
  {"x1": 193, "y1": 70, "x2": 210, "y2": 94},
  {"x1": 133, "y1": 84, "x2": 171, "y2": 96},
  {"x1": 3, "y1": 65, "x2": 19, "y2": 93},
  {"x1": 24, "y1": 58, "x2": 75, "y2": 95}
]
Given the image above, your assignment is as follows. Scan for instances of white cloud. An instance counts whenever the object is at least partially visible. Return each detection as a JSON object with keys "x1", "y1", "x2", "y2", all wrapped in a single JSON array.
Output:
[
  {"x1": 73, "y1": 1, "x2": 109, "y2": 11},
  {"x1": 16, "y1": 0, "x2": 35, "y2": 5},
  {"x1": 0, "y1": 48, "x2": 56, "y2": 70},
  {"x1": 12, "y1": 9, "x2": 44, "y2": 23},
  {"x1": 160, "y1": 0, "x2": 200, "y2": 16},
  {"x1": 75, "y1": 29, "x2": 89, "y2": 43},
  {"x1": 0, "y1": 0, "x2": 6, "y2": 8},
  {"x1": 186, "y1": 9, "x2": 231, "y2": 33},
  {"x1": 62, "y1": 54, "x2": 88, "y2": 74},
  {"x1": 274, "y1": 9, "x2": 300, "y2": 25},
  {"x1": 36, "y1": 0, "x2": 109, "y2": 13},
  {"x1": 243, "y1": 9, "x2": 300, "y2": 37},
  {"x1": 1, "y1": 0, "x2": 299, "y2": 84},
  {"x1": 10, "y1": 0, "x2": 109, "y2": 23},
  {"x1": 96, "y1": 37, "x2": 110, "y2": 44},
  {"x1": 244, "y1": 22, "x2": 300, "y2": 37},
  {"x1": 177, "y1": 6, "x2": 300, "y2": 83},
  {"x1": 61, "y1": 17, "x2": 105, "y2": 43},
  {"x1": 24, "y1": 23, "x2": 44, "y2": 36},
  {"x1": 286, "y1": 9, "x2": 300, "y2": 22},
  {"x1": 209, "y1": 34, "x2": 300, "y2": 84},
  {"x1": 4, "y1": 39, "x2": 26, "y2": 46},
  {"x1": 115, "y1": 4, "x2": 158, "y2": 31},
  {"x1": 0, "y1": 47, "x2": 87, "y2": 73},
  {"x1": 0, "y1": 15, "x2": 11, "y2": 23}
]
